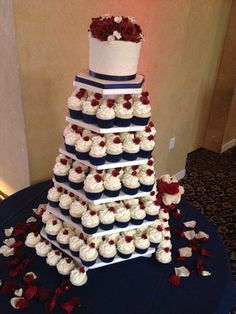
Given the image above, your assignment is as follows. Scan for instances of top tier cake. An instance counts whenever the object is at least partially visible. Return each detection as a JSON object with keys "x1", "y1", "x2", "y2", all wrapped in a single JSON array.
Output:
[{"x1": 88, "y1": 15, "x2": 143, "y2": 79}]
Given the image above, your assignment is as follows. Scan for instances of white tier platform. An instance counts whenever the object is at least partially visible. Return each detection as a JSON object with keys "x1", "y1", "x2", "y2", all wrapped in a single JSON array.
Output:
[
  {"x1": 41, "y1": 228, "x2": 154, "y2": 270},
  {"x1": 46, "y1": 204, "x2": 154, "y2": 238},
  {"x1": 59, "y1": 146, "x2": 148, "y2": 170},
  {"x1": 53, "y1": 178, "x2": 151, "y2": 204},
  {"x1": 74, "y1": 70, "x2": 144, "y2": 95},
  {"x1": 66, "y1": 116, "x2": 145, "y2": 134}
]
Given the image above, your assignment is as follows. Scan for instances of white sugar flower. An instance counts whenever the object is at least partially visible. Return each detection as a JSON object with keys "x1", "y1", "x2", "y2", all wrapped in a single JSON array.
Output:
[
  {"x1": 129, "y1": 16, "x2": 136, "y2": 24},
  {"x1": 140, "y1": 33, "x2": 144, "y2": 39},
  {"x1": 108, "y1": 35, "x2": 115, "y2": 42},
  {"x1": 113, "y1": 31, "x2": 122, "y2": 40},
  {"x1": 114, "y1": 16, "x2": 122, "y2": 23},
  {"x1": 14, "y1": 289, "x2": 23, "y2": 297},
  {"x1": 3, "y1": 238, "x2": 15, "y2": 247},
  {"x1": 0, "y1": 245, "x2": 14, "y2": 257},
  {"x1": 5, "y1": 227, "x2": 13, "y2": 237},
  {"x1": 100, "y1": 14, "x2": 110, "y2": 20}
]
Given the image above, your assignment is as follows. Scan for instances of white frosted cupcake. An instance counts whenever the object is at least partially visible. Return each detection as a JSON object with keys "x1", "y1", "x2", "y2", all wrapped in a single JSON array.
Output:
[
  {"x1": 46, "y1": 249, "x2": 62, "y2": 266},
  {"x1": 47, "y1": 186, "x2": 64, "y2": 207},
  {"x1": 88, "y1": 203, "x2": 106, "y2": 212},
  {"x1": 70, "y1": 267, "x2": 88, "y2": 286},
  {"x1": 117, "y1": 235, "x2": 135, "y2": 259},
  {"x1": 89, "y1": 140, "x2": 106, "y2": 165},
  {"x1": 56, "y1": 228, "x2": 74, "y2": 250},
  {"x1": 105, "y1": 232, "x2": 120, "y2": 243},
  {"x1": 147, "y1": 227, "x2": 163, "y2": 248},
  {"x1": 155, "y1": 247, "x2": 172, "y2": 264},
  {"x1": 81, "y1": 210, "x2": 100, "y2": 234},
  {"x1": 42, "y1": 211, "x2": 54, "y2": 225},
  {"x1": 99, "y1": 207, "x2": 115, "y2": 230},
  {"x1": 99, "y1": 239, "x2": 117, "y2": 263},
  {"x1": 68, "y1": 88, "x2": 86, "y2": 120},
  {"x1": 83, "y1": 174, "x2": 104, "y2": 200},
  {"x1": 139, "y1": 169, "x2": 155, "y2": 192},
  {"x1": 87, "y1": 236, "x2": 103, "y2": 249},
  {"x1": 96, "y1": 99, "x2": 116, "y2": 128},
  {"x1": 139, "y1": 134, "x2": 155, "y2": 158},
  {"x1": 64, "y1": 130, "x2": 80, "y2": 154},
  {"x1": 59, "y1": 193, "x2": 74, "y2": 216},
  {"x1": 35, "y1": 239, "x2": 51, "y2": 257},
  {"x1": 53, "y1": 160, "x2": 71, "y2": 183},
  {"x1": 130, "y1": 204, "x2": 146, "y2": 225},
  {"x1": 106, "y1": 135, "x2": 123, "y2": 162},
  {"x1": 25, "y1": 232, "x2": 41, "y2": 248},
  {"x1": 104, "y1": 170, "x2": 122, "y2": 197},
  {"x1": 68, "y1": 166, "x2": 86, "y2": 190},
  {"x1": 122, "y1": 171, "x2": 140, "y2": 195},
  {"x1": 144, "y1": 200, "x2": 160, "y2": 221},
  {"x1": 72, "y1": 160, "x2": 89, "y2": 174},
  {"x1": 159, "y1": 208, "x2": 170, "y2": 220},
  {"x1": 75, "y1": 135, "x2": 92, "y2": 160},
  {"x1": 134, "y1": 233, "x2": 150, "y2": 254},
  {"x1": 69, "y1": 234, "x2": 85, "y2": 257},
  {"x1": 45, "y1": 218, "x2": 62, "y2": 240},
  {"x1": 82, "y1": 97, "x2": 100, "y2": 124},
  {"x1": 79, "y1": 242, "x2": 98, "y2": 267},
  {"x1": 124, "y1": 198, "x2": 139, "y2": 209},
  {"x1": 115, "y1": 207, "x2": 131, "y2": 228},
  {"x1": 57, "y1": 257, "x2": 75, "y2": 275},
  {"x1": 122, "y1": 135, "x2": 140, "y2": 161},
  {"x1": 132, "y1": 91, "x2": 151, "y2": 126},
  {"x1": 114, "y1": 99, "x2": 133, "y2": 126},
  {"x1": 140, "y1": 189, "x2": 156, "y2": 203},
  {"x1": 69, "y1": 200, "x2": 87, "y2": 223}
]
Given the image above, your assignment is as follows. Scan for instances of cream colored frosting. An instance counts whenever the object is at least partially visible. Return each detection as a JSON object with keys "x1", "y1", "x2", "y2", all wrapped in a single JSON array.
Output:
[
  {"x1": 140, "y1": 138, "x2": 155, "y2": 151},
  {"x1": 68, "y1": 95, "x2": 83, "y2": 111},
  {"x1": 56, "y1": 228, "x2": 74, "y2": 245},
  {"x1": 106, "y1": 135, "x2": 123, "y2": 155},
  {"x1": 45, "y1": 219, "x2": 62, "y2": 235},
  {"x1": 131, "y1": 206, "x2": 146, "y2": 220},
  {"x1": 25, "y1": 232, "x2": 41, "y2": 248},
  {"x1": 86, "y1": 236, "x2": 103, "y2": 248},
  {"x1": 73, "y1": 161, "x2": 89, "y2": 173},
  {"x1": 69, "y1": 236, "x2": 85, "y2": 251},
  {"x1": 139, "y1": 171, "x2": 155, "y2": 185},
  {"x1": 65, "y1": 132, "x2": 80, "y2": 145},
  {"x1": 81, "y1": 211, "x2": 99, "y2": 228},
  {"x1": 83, "y1": 174, "x2": 104, "y2": 193},
  {"x1": 156, "y1": 247, "x2": 172, "y2": 263},
  {"x1": 89, "y1": 143, "x2": 106, "y2": 158},
  {"x1": 124, "y1": 198, "x2": 139, "y2": 209},
  {"x1": 82, "y1": 100, "x2": 99, "y2": 115},
  {"x1": 59, "y1": 194, "x2": 74, "y2": 209},
  {"x1": 88, "y1": 203, "x2": 106, "y2": 212},
  {"x1": 159, "y1": 209, "x2": 170, "y2": 220},
  {"x1": 105, "y1": 232, "x2": 120, "y2": 243},
  {"x1": 69, "y1": 201, "x2": 87, "y2": 218},
  {"x1": 96, "y1": 103, "x2": 115, "y2": 120},
  {"x1": 68, "y1": 168, "x2": 86, "y2": 183},
  {"x1": 104, "y1": 173, "x2": 121, "y2": 191},
  {"x1": 123, "y1": 137, "x2": 140, "y2": 154},
  {"x1": 147, "y1": 228, "x2": 163, "y2": 244},
  {"x1": 70, "y1": 268, "x2": 88, "y2": 286},
  {"x1": 47, "y1": 187, "x2": 62, "y2": 202},
  {"x1": 53, "y1": 163, "x2": 70, "y2": 176},
  {"x1": 114, "y1": 102, "x2": 133, "y2": 119},
  {"x1": 122, "y1": 173, "x2": 140, "y2": 189},
  {"x1": 75, "y1": 136, "x2": 92, "y2": 153},
  {"x1": 56, "y1": 258, "x2": 74, "y2": 275},
  {"x1": 115, "y1": 207, "x2": 131, "y2": 223},
  {"x1": 55, "y1": 154, "x2": 72, "y2": 165},
  {"x1": 133, "y1": 101, "x2": 151, "y2": 117},
  {"x1": 134, "y1": 234, "x2": 150, "y2": 249},
  {"x1": 117, "y1": 237, "x2": 135, "y2": 254},
  {"x1": 35, "y1": 241, "x2": 51, "y2": 257},
  {"x1": 46, "y1": 250, "x2": 62, "y2": 266},
  {"x1": 145, "y1": 201, "x2": 160, "y2": 215},
  {"x1": 159, "y1": 239, "x2": 172, "y2": 249},
  {"x1": 99, "y1": 208, "x2": 115, "y2": 224},
  {"x1": 79, "y1": 244, "x2": 98, "y2": 261},
  {"x1": 42, "y1": 211, "x2": 54, "y2": 224},
  {"x1": 99, "y1": 240, "x2": 117, "y2": 258}
]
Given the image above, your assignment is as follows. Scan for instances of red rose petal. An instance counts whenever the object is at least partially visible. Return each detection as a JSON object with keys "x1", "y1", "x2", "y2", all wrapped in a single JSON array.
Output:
[{"x1": 168, "y1": 274, "x2": 180, "y2": 286}]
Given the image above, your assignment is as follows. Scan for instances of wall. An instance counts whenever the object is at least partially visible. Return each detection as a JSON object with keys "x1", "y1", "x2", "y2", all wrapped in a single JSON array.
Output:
[
  {"x1": 204, "y1": 0, "x2": 236, "y2": 152},
  {"x1": 0, "y1": 0, "x2": 30, "y2": 195},
  {"x1": 10, "y1": 0, "x2": 232, "y2": 186}
]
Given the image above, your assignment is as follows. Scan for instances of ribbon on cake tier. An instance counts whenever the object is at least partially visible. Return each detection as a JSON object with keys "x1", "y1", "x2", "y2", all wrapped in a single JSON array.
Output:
[{"x1": 89, "y1": 70, "x2": 136, "y2": 81}]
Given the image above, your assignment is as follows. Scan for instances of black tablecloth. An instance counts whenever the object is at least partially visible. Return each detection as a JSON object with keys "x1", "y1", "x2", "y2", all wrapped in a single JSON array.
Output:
[{"x1": 0, "y1": 181, "x2": 236, "y2": 314}]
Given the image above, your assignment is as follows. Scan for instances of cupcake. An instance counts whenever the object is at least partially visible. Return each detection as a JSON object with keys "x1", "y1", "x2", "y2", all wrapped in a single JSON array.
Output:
[
  {"x1": 134, "y1": 233, "x2": 150, "y2": 254},
  {"x1": 159, "y1": 208, "x2": 170, "y2": 220},
  {"x1": 103, "y1": 170, "x2": 122, "y2": 197},
  {"x1": 25, "y1": 232, "x2": 41, "y2": 248},
  {"x1": 132, "y1": 91, "x2": 151, "y2": 125},
  {"x1": 68, "y1": 166, "x2": 86, "y2": 190},
  {"x1": 70, "y1": 267, "x2": 88, "y2": 286},
  {"x1": 79, "y1": 242, "x2": 98, "y2": 267},
  {"x1": 69, "y1": 234, "x2": 85, "y2": 257},
  {"x1": 42, "y1": 211, "x2": 54, "y2": 226},
  {"x1": 122, "y1": 171, "x2": 140, "y2": 195},
  {"x1": 47, "y1": 186, "x2": 64, "y2": 207},
  {"x1": 105, "y1": 232, "x2": 120, "y2": 243},
  {"x1": 35, "y1": 239, "x2": 51, "y2": 257},
  {"x1": 75, "y1": 135, "x2": 92, "y2": 160},
  {"x1": 96, "y1": 99, "x2": 116, "y2": 128},
  {"x1": 89, "y1": 140, "x2": 106, "y2": 165},
  {"x1": 139, "y1": 169, "x2": 155, "y2": 192},
  {"x1": 99, "y1": 239, "x2": 117, "y2": 263},
  {"x1": 122, "y1": 136, "x2": 140, "y2": 161},
  {"x1": 139, "y1": 135, "x2": 155, "y2": 158},
  {"x1": 53, "y1": 159, "x2": 71, "y2": 183},
  {"x1": 68, "y1": 88, "x2": 86, "y2": 120},
  {"x1": 117, "y1": 235, "x2": 135, "y2": 259},
  {"x1": 81, "y1": 210, "x2": 100, "y2": 234},
  {"x1": 145, "y1": 200, "x2": 160, "y2": 221},
  {"x1": 45, "y1": 218, "x2": 62, "y2": 240},
  {"x1": 147, "y1": 226, "x2": 163, "y2": 248},
  {"x1": 130, "y1": 204, "x2": 146, "y2": 225},
  {"x1": 86, "y1": 236, "x2": 103, "y2": 248},
  {"x1": 99, "y1": 206, "x2": 115, "y2": 230},
  {"x1": 59, "y1": 193, "x2": 74, "y2": 216},
  {"x1": 82, "y1": 97, "x2": 100, "y2": 124},
  {"x1": 64, "y1": 129, "x2": 81, "y2": 154},
  {"x1": 155, "y1": 247, "x2": 172, "y2": 264},
  {"x1": 124, "y1": 198, "x2": 139, "y2": 209},
  {"x1": 88, "y1": 203, "x2": 106, "y2": 212},
  {"x1": 69, "y1": 200, "x2": 87, "y2": 223},
  {"x1": 46, "y1": 249, "x2": 62, "y2": 266},
  {"x1": 114, "y1": 97, "x2": 133, "y2": 126},
  {"x1": 56, "y1": 227, "x2": 74, "y2": 250},
  {"x1": 140, "y1": 189, "x2": 156, "y2": 203},
  {"x1": 106, "y1": 135, "x2": 123, "y2": 162},
  {"x1": 115, "y1": 206, "x2": 131, "y2": 228},
  {"x1": 57, "y1": 257, "x2": 75, "y2": 275},
  {"x1": 83, "y1": 174, "x2": 104, "y2": 200}
]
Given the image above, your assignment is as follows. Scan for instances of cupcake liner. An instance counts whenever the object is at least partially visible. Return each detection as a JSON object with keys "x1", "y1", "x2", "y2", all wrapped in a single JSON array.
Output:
[
  {"x1": 69, "y1": 109, "x2": 83, "y2": 120},
  {"x1": 64, "y1": 143, "x2": 76, "y2": 154},
  {"x1": 75, "y1": 150, "x2": 89, "y2": 160},
  {"x1": 85, "y1": 191, "x2": 103, "y2": 200},
  {"x1": 122, "y1": 184, "x2": 139, "y2": 195},
  {"x1": 117, "y1": 251, "x2": 132, "y2": 259},
  {"x1": 54, "y1": 174, "x2": 68, "y2": 183},
  {"x1": 122, "y1": 151, "x2": 138, "y2": 161},
  {"x1": 59, "y1": 243, "x2": 69, "y2": 250},
  {"x1": 99, "y1": 255, "x2": 115, "y2": 263},
  {"x1": 46, "y1": 233, "x2": 57, "y2": 241},
  {"x1": 96, "y1": 117, "x2": 115, "y2": 128},
  {"x1": 115, "y1": 220, "x2": 129, "y2": 228},
  {"x1": 82, "y1": 225, "x2": 98, "y2": 235},
  {"x1": 70, "y1": 216, "x2": 81, "y2": 224},
  {"x1": 48, "y1": 200, "x2": 59, "y2": 208},
  {"x1": 59, "y1": 207, "x2": 70, "y2": 216},
  {"x1": 82, "y1": 113, "x2": 96, "y2": 124},
  {"x1": 114, "y1": 117, "x2": 131, "y2": 127},
  {"x1": 130, "y1": 218, "x2": 144, "y2": 225},
  {"x1": 99, "y1": 222, "x2": 114, "y2": 230},
  {"x1": 135, "y1": 247, "x2": 148, "y2": 254},
  {"x1": 104, "y1": 189, "x2": 120, "y2": 197},
  {"x1": 139, "y1": 149, "x2": 153, "y2": 158},
  {"x1": 145, "y1": 214, "x2": 158, "y2": 221},
  {"x1": 150, "y1": 242, "x2": 159, "y2": 248},
  {"x1": 80, "y1": 258, "x2": 96, "y2": 267},
  {"x1": 132, "y1": 116, "x2": 150, "y2": 126},
  {"x1": 106, "y1": 153, "x2": 122, "y2": 162},
  {"x1": 89, "y1": 155, "x2": 106, "y2": 165},
  {"x1": 69, "y1": 180, "x2": 84, "y2": 190},
  {"x1": 70, "y1": 250, "x2": 80, "y2": 257},
  {"x1": 139, "y1": 183, "x2": 154, "y2": 192}
]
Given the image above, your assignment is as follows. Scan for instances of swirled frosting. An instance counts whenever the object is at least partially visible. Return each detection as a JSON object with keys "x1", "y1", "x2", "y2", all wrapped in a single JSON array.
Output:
[
  {"x1": 83, "y1": 174, "x2": 104, "y2": 193},
  {"x1": 75, "y1": 136, "x2": 92, "y2": 153},
  {"x1": 134, "y1": 234, "x2": 150, "y2": 249},
  {"x1": 56, "y1": 258, "x2": 74, "y2": 275},
  {"x1": 123, "y1": 138, "x2": 140, "y2": 153},
  {"x1": 42, "y1": 211, "x2": 54, "y2": 224},
  {"x1": 117, "y1": 237, "x2": 135, "y2": 255},
  {"x1": 53, "y1": 163, "x2": 70, "y2": 176},
  {"x1": 35, "y1": 240, "x2": 51, "y2": 257},
  {"x1": 46, "y1": 250, "x2": 62, "y2": 266},
  {"x1": 56, "y1": 228, "x2": 74, "y2": 245},
  {"x1": 122, "y1": 173, "x2": 140, "y2": 189},
  {"x1": 99, "y1": 240, "x2": 117, "y2": 258},
  {"x1": 68, "y1": 95, "x2": 83, "y2": 111},
  {"x1": 89, "y1": 142, "x2": 106, "y2": 158},
  {"x1": 145, "y1": 201, "x2": 160, "y2": 215},
  {"x1": 139, "y1": 171, "x2": 155, "y2": 185},
  {"x1": 68, "y1": 168, "x2": 86, "y2": 183},
  {"x1": 130, "y1": 206, "x2": 146, "y2": 220},
  {"x1": 65, "y1": 132, "x2": 80, "y2": 145},
  {"x1": 87, "y1": 236, "x2": 103, "y2": 248},
  {"x1": 156, "y1": 247, "x2": 172, "y2": 263},
  {"x1": 25, "y1": 232, "x2": 41, "y2": 248},
  {"x1": 70, "y1": 268, "x2": 87, "y2": 286},
  {"x1": 104, "y1": 173, "x2": 121, "y2": 191},
  {"x1": 82, "y1": 100, "x2": 99, "y2": 115},
  {"x1": 59, "y1": 194, "x2": 74, "y2": 209},
  {"x1": 133, "y1": 101, "x2": 151, "y2": 117},
  {"x1": 147, "y1": 228, "x2": 163, "y2": 244},
  {"x1": 69, "y1": 236, "x2": 85, "y2": 252},
  {"x1": 140, "y1": 138, "x2": 155, "y2": 151},
  {"x1": 106, "y1": 135, "x2": 123, "y2": 155},
  {"x1": 115, "y1": 207, "x2": 131, "y2": 223},
  {"x1": 45, "y1": 219, "x2": 62, "y2": 235},
  {"x1": 96, "y1": 103, "x2": 115, "y2": 120},
  {"x1": 47, "y1": 187, "x2": 63, "y2": 202},
  {"x1": 81, "y1": 211, "x2": 99, "y2": 228},
  {"x1": 79, "y1": 244, "x2": 98, "y2": 261},
  {"x1": 114, "y1": 102, "x2": 133, "y2": 119},
  {"x1": 99, "y1": 208, "x2": 115, "y2": 224},
  {"x1": 69, "y1": 201, "x2": 87, "y2": 218}
]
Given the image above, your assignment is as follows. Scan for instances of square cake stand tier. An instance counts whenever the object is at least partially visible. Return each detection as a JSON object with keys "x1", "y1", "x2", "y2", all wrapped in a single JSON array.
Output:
[
  {"x1": 40, "y1": 228, "x2": 155, "y2": 271},
  {"x1": 46, "y1": 204, "x2": 154, "y2": 238},
  {"x1": 74, "y1": 70, "x2": 144, "y2": 95},
  {"x1": 53, "y1": 178, "x2": 152, "y2": 204},
  {"x1": 59, "y1": 145, "x2": 149, "y2": 170}
]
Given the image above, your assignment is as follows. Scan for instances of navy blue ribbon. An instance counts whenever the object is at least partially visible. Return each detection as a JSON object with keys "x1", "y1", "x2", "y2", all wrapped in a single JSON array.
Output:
[{"x1": 89, "y1": 70, "x2": 136, "y2": 81}]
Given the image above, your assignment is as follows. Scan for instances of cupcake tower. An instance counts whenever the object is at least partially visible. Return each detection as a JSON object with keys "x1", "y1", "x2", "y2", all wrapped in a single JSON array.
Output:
[{"x1": 38, "y1": 15, "x2": 171, "y2": 283}]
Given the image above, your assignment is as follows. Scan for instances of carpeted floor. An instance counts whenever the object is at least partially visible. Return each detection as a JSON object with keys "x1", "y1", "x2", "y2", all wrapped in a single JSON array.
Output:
[{"x1": 180, "y1": 146, "x2": 236, "y2": 313}]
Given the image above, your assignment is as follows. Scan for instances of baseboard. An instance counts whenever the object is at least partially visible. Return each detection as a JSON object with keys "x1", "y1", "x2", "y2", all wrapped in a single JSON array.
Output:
[
  {"x1": 174, "y1": 169, "x2": 186, "y2": 180},
  {"x1": 221, "y1": 138, "x2": 236, "y2": 153}
]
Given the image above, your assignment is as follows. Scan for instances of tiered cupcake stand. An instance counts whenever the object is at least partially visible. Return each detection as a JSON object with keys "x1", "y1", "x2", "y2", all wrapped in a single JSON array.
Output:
[{"x1": 41, "y1": 71, "x2": 156, "y2": 270}]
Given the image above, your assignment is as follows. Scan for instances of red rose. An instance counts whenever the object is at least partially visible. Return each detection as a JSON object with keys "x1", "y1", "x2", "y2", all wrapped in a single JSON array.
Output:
[
  {"x1": 159, "y1": 181, "x2": 179, "y2": 195},
  {"x1": 118, "y1": 18, "x2": 142, "y2": 42},
  {"x1": 90, "y1": 17, "x2": 116, "y2": 41}
]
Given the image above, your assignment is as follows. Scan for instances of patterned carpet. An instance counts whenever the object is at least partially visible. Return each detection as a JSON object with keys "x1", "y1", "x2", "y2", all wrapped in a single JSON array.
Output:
[{"x1": 180, "y1": 146, "x2": 236, "y2": 313}]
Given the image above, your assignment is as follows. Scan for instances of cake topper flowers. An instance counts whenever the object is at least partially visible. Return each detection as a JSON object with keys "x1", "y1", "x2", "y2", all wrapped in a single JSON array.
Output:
[{"x1": 89, "y1": 15, "x2": 144, "y2": 43}]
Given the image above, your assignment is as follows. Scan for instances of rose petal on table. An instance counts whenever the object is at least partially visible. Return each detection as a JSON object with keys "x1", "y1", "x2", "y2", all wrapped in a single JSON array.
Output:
[
  {"x1": 24, "y1": 272, "x2": 37, "y2": 281},
  {"x1": 201, "y1": 270, "x2": 211, "y2": 276},
  {"x1": 14, "y1": 288, "x2": 23, "y2": 297},
  {"x1": 195, "y1": 231, "x2": 209, "y2": 240},
  {"x1": 26, "y1": 217, "x2": 37, "y2": 223},
  {"x1": 10, "y1": 297, "x2": 29, "y2": 309},
  {"x1": 168, "y1": 274, "x2": 181, "y2": 286},
  {"x1": 175, "y1": 266, "x2": 190, "y2": 277},
  {"x1": 183, "y1": 220, "x2": 196, "y2": 228},
  {"x1": 184, "y1": 230, "x2": 195, "y2": 240},
  {"x1": 5, "y1": 227, "x2": 14, "y2": 237},
  {"x1": 0, "y1": 245, "x2": 14, "y2": 257},
  {"x1": 178, "y1": 247, "x2": 192, "y2": 257},
  {"x1": 3, "y1": 238, "x2": 16, "y2": 247}
]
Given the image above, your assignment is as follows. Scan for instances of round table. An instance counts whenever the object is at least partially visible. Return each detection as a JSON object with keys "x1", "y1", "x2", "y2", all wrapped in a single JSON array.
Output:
[{"x1": 0, "y1": 181, "x2": 235, "y2": 314}]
